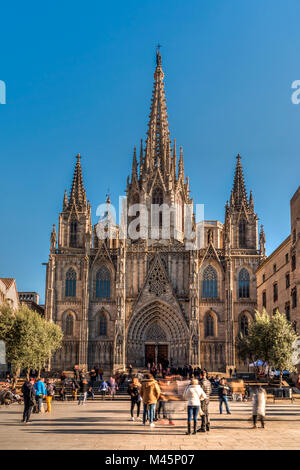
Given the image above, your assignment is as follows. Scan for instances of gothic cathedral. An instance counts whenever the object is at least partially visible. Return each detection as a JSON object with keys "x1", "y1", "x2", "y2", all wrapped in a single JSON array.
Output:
[{"x1": 45, "y1": 51, "x2": 266, "y2": 374}]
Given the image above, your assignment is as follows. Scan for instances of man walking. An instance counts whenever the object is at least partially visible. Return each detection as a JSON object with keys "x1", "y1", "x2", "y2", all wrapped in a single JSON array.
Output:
[
  {"x1": 21, "y1": 378, "x2": 35, "y2": 423},
  {"x1": 34, "y1": 377, "x2": 46, "y2": 413},
  {"x1": 140, "y1": 374, "x2": 160, "y2": 428},
  {"x1": 218, "y1": 378, "x2": 231, "y2": 414},
  {"x1": 198, "y1": 370, "x2": 212, "y2": 432}
]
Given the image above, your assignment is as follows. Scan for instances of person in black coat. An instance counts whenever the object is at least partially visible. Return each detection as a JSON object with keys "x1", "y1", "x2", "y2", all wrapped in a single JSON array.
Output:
[
  {"x1": 78, "y1": 379, "x2": 89, "y2": 405},
  {"x1": 21, "y1": 378, "x2": 35, "y2": 423}
]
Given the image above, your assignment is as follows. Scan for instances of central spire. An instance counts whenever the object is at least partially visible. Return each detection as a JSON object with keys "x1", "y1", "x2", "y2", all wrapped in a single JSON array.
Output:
[{"x1": 146, "y1": 48, "x2": 171, "y2": 170}]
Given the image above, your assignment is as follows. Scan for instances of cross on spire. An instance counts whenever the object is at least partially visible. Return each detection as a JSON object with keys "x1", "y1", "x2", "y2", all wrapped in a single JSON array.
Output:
[{"x1": 67, "y1": 153, "x2": 86, "y2": 210}]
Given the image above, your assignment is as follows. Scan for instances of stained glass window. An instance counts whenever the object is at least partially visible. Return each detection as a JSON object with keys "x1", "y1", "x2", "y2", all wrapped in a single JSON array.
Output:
[
  {"x1": 239, "y1": 268, "x2": 250, "y2": 298},
  {"x1": 65, "y1": 268, "x2": 76, "y2": 297},
  {"x1": 202, "y1": 266, "x2": 218, "y2": 298},
  {"x1": 96, "y1": 266, "x2": 111, "y2": 298}
]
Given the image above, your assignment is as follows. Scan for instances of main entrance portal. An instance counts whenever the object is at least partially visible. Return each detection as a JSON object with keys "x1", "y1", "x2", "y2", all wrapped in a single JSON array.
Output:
[{"x1": 145, "y1": 344, "x2": 169, "y2": 367}]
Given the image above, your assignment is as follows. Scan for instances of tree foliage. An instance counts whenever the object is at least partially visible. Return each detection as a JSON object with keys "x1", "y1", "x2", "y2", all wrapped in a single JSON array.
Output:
[
  {"x1": 0, "y1": 303, "x2": 63, "y2": 375},
  {"x1": 237, "y1": 309, "x2": 298, "y2": 385}
]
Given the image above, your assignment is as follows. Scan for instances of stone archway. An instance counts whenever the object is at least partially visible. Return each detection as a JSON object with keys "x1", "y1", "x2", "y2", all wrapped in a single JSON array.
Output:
[{"x1": 126, "y1": 300, "x2": 189, "y2": 368}]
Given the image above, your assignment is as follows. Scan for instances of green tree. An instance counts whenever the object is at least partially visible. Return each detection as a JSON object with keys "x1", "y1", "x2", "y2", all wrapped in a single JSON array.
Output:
[
  {"x1": 0, "y1": 303, "x2": 63, "y2": 379},
  {"x1": 237, "y1": 309, "x2": 298, "y2": 385},
  {"x1": 268, "y1": 310, "x2": 298, "y2": 386},
  {"x1": 237, "y1": 310, "x2": 273, "y2": 372}
]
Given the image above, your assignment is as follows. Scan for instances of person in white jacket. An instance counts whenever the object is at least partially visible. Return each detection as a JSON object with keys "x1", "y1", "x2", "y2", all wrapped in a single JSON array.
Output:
[{"x1": 183, "y1": 379, "x2": 207, "y2": 435}]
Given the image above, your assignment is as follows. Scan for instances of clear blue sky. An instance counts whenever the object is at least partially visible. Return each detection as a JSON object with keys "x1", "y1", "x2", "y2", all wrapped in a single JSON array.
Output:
[{"x1": 1, "y1": 0, "x2": 300, "y2": 302}]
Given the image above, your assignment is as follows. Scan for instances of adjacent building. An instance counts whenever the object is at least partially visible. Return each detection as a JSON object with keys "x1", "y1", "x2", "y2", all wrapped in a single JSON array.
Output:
[
  {"x1": 256, "y1": 187, "x2": 300, "y2": 333},
  {"x1": 0, "y1": 278, "x2": 19, "y2": 374},
  {"x1": 19, "y1": 292, "x2": 45, "y2": 316}
]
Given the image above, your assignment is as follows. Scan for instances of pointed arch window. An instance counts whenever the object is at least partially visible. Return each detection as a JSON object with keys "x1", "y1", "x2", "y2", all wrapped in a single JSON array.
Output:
[
  {"x1": 240, "y1": 314, "x2": 249, "y2": 336},
  {"x1": 239, "y1": 268, "x2": 250, "y2": 298},
  {"x1": 65, "y1": 268, "x2": 77, "y2": 297},
  {"x1": 96, "y1": 266, "x2": 111, "y2": 298},
  {"x1": 65, "y1": 313, "x2": 74, "y2": 336},
  {"x1": 70, "y1": 220, "x2": 77, "y2": 247},
  {"x1": 202, "y1": 266, "x2": 218, "y2": 298},
  {"x1": 99, "y1": 313, "x2": 107, "y2": 336},
  {"x1": 205, "y1": 313, "x2": 214, "y2": 337},
  {"x1": 152, "y1": 187, "x2": 163, "y2": 228},
  {"x1": 239, "y1": 220, "x2": 246, "y2": 248}
]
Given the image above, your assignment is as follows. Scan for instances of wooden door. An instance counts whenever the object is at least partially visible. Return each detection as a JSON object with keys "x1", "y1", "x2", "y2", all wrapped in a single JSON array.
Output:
[
  {"x1": 145, "y1": 344, "x2": 155, "y2": 366},
  {"x1": 157, "y1": 344, "x2": 168, "y2": 366}
]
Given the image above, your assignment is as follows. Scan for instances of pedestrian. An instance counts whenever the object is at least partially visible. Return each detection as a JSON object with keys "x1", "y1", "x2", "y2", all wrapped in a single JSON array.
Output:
[
  {"x1": 21, "y1": 378, "x2": 35, "y2": 423},
  {"x1": 100, "y1": 379, "x2": 109, "y2": 400},
  {"x1": 78, "y1": 379, "x2": 88, "y2": 405},
  {"x1": 34, "y1": 377, "x2": 46, "y2": 413},
  {"x1": 108, "y1": 377, "x2": 118, "y2": 399},
  {"x1": 218, "y1": 378, "x2": 231, "y2": 414},
  {"x1": 72, "y1": 378, "x2": 79, "y2": 400},
  {"x1": 94, "y1": 365, "x2": 100, "y2": 381},
  {"x1": 45, "y1": 379, "x2": 56, "y2": 413},
  {"x1": 229, "y1": 368, "x2": 233, "y2": 378},
  {"x1": 60, "y1": 376, "x2": 68, "y2": 401},
  {"x1": 73, "y1": 365, "x2": 80, "y2": 381},
  {"x1": 155, "y1": 381, "x2": 168, "y2": 423},
  {"x1": 90, "y1": 369, "x2": 97, "y2": 384},
  {"x1": 140, "y1": 373, "x2": 161, "y2": 428},
  {"x1": 198, "y1": 370, "x2": 212, "y2": 432},
  {"x1": 183, "y1": 378, "x2": 207, "y2": 435},
  {"x1": 128, "y1": 377, "x2": 142, "y2": 421},
  {"x1": 99, "y1": 367, "x2": 103, "y2": 381},
  {"x1": 87, "y1": 384, "x2": 95, "y2": 400},
  {"x1": 252, "y1": 386, "x2": 266, "y2": 428}
]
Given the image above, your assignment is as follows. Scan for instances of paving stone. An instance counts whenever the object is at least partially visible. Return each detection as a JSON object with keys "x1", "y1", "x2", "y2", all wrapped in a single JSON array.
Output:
[{"x1": 0, "y1": 400, "x2": 299, "y2": 450}]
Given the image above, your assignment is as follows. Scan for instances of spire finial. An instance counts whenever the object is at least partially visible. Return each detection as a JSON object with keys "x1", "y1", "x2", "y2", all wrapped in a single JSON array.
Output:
[
  {"x1": 106, "y1": 188, "x2": 111, "y2": 204},
  {"x1": 156, "y1": 43, "x2": 162, "y2": 66},
  {"x1": 76, "y1": 153, "x2": 81, "y2": 160}
]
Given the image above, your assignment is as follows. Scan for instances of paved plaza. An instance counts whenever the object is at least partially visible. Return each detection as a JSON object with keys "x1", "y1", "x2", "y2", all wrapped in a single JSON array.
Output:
[{"x1": 0, "y1": 399, "x2": 299, "y2": 450}]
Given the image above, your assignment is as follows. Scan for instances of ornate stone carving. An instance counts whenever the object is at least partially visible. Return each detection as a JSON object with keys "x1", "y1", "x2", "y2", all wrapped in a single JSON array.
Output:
[
  {"x1": 145, "y1": 323, "x2": 167, "y2": 341},
  {"x1": 148, "y1": 261, "x2": 167, "y2": 296}
]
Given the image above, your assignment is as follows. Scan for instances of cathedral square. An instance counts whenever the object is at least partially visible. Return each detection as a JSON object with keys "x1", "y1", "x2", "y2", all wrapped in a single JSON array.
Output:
[{"x1": 1, "y1": 1, "x2": 300, "y2": 455}]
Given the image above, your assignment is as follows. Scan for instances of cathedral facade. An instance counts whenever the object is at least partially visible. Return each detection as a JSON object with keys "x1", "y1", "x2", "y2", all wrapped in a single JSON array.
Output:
[{"x1": 45, "y1": 51, "x2": 266, "y2": 374}]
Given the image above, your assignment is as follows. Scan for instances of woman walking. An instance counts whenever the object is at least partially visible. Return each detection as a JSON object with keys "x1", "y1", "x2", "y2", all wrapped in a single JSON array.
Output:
[
  {"x1": 183, "y1": 378, "x2": 207, "y2": 435},
  {"x1": 128, "y1": 377, "x2": 142, "y2": 421}
]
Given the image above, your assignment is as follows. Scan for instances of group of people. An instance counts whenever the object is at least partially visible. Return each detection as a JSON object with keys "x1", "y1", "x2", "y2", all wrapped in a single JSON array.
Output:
[
  {"x1": 21, "y1": 377, "x2": 57, "y2": 423},
  {"x1": 127, "y1": 370, "x2": 214, "y2": 434},
  {"x1": 60, "y1": 366, "x2": 118, "y2": 404},
  {"x1": 16, "y1": 363, "x2": 267, "y2": 431},
  {"x1": 127, "y1": 371, "x2": 267, "y2": 433}
]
